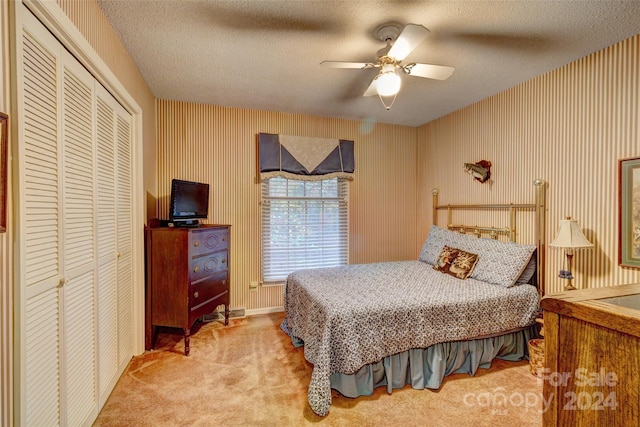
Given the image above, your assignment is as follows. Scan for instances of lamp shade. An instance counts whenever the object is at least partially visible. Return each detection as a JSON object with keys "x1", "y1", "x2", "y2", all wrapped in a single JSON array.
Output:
[
  {"x1": 375, "y1": 64, "x2": 401, "y2": 97},
  {"x1": 550, "y1": 218, "x2": 593, "y2": 249}
]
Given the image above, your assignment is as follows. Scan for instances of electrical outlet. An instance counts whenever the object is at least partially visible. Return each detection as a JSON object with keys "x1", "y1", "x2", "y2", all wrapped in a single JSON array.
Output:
[{"x1": 250, "y1": 281, "x2": 259, "y2": 290}]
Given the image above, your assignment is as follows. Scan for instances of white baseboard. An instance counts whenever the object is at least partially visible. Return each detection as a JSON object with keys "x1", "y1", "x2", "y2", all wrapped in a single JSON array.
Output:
[
  {"x1": 245, "y1": 306, "x2": 284, "y2": 316},
  {"x1": 206, "y1": 306, "x2": 284, "y2": 321}
]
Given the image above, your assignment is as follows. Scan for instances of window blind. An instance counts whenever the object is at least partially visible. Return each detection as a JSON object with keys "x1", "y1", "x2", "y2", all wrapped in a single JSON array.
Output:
[{"x1": 261, "y1": 177, "x2": 348, "y2": 283}]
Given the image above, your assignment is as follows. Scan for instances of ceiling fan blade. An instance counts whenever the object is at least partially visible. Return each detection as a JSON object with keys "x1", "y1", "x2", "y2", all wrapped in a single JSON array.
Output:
[
  {"x1": 404, "y1": 63, "x2": 455, "y2": 80},
  {"x1": 320, "y1": 61, "x2": 372, "y2": 69},
  {"x1": 207, "y1": 3, "x2": 339, "y2": 33},
  {"x1": 388, "y1": 24, "x2": 430, "y2": 61},
  {"x1": 363, "y1": 77, "x2": 378, "y2": 97}
]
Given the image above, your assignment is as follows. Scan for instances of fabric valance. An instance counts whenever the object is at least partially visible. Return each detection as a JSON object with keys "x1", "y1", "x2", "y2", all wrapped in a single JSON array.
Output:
[{"x1": 258, "y1": 133, "x2": 354, "y2": 181}]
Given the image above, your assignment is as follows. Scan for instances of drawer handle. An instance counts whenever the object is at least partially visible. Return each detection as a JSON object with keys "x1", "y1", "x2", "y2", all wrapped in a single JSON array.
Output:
[
  {"x1": 194, "y1": 291, "x2": 199, "y2": 299},
  {"x1": 205, "y1": 258, "x2": 218, "y2": 271},
  {"x1": 205, "y1": 235, "x2": 220, "y2": 248},
  {"x1": 194, "y1": 241, "x2": 200, "y2": 247},
  {"x1": 193, "y1": 266, "x2": 199, "y2": 273},
  {"x1": 221, "y1": 258, "x2": 226, "y2": 264}
]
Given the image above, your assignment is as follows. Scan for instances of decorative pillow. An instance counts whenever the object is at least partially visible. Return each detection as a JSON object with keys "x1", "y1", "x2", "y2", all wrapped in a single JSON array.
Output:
[{"x1": 433, "y1": 246, "x2": 479, "y2": 280}]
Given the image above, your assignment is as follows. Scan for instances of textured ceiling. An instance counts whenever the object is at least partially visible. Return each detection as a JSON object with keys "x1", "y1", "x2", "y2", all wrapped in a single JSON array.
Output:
[{"x1": 98, "y1": 0, "x2": 640, "y2": 127}]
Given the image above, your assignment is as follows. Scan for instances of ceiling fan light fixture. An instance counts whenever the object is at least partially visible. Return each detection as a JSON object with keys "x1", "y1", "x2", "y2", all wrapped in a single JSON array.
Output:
[
  {"x1": 320, "y1": 22, "x2": 454, "y2": 111},
  {"x1": 375, "y1": 65, "x2": 401, "y2": 97}
]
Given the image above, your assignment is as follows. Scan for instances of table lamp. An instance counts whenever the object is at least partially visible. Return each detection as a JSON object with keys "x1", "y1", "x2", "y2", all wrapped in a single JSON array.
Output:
[{"x1": 550, "y1": 216, "x2": 593, "y2": 290}]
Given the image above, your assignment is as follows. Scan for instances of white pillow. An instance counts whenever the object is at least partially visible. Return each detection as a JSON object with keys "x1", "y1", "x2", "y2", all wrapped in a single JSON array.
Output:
[
  {"x1": 418, "y1": 225, "x2": 476, "y2": 265},
  {"x1": 467, "y1": 237, "x2": 536, "y2": 287}
]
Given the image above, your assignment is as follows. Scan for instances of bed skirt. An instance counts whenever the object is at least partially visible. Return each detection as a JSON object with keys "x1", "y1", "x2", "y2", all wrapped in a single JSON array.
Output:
[{"x1": 291, "y1": 325, "x2": 537, "y2": 399}]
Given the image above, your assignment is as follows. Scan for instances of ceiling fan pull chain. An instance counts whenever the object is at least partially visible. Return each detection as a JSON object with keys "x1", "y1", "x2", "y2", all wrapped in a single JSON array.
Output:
[{"x1": 378, "y1": 92, "x2": 398, "y2": 110}]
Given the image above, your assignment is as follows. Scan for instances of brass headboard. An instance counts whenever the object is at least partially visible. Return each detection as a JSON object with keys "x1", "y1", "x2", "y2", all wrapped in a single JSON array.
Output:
[{"x1": 432, "y1": 179, "x2": 546, "y2": 297}]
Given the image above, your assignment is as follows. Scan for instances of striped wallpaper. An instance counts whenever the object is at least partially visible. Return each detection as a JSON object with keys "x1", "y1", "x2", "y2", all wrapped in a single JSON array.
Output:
[
  {"x1": 418, "y1": 34, "x2": 640, "y2": 295},
  {"x1": 156, "y1": 101, "x2": 419, "y2": 312}
]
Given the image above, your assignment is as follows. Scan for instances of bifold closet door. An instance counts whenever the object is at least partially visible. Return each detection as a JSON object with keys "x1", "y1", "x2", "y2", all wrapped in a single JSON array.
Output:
[
  {"x1": 59, "y1": 47, "x2": 99, "y2": 426},
  {"x1": 20, "y1": 10, "x2": 64, "y2": 425},
  {"x1": 95, "y1": 84, "x2": 118, "y2": 406},
  {"x1": 115, "y1": 107, "x2": 133, "y2": 372},
  {"x1": 17, "y1": 5, "x2": 134, "y2": 425},
  {"x1": 95, "y1": 83, "x2": 133, "y2": 405},
  {"x1": 20, "y1": 9, "x2": 99, "y2": 425}
]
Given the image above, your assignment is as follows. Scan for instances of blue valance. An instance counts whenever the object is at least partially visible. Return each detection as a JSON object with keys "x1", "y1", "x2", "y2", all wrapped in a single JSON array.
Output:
[{"x1": 258, "y1": 133, "x2": 354, "y2": 181}]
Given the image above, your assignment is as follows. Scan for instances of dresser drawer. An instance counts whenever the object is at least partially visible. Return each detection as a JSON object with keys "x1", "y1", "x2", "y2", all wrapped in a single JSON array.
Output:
[
  {"x1": 189, "y1": 249, "x2": 228, "y2": 282},
  {"x1": 189, "y1": 273, "x2": 229, "y2": 310},
  {"x1": 189, "y1": 228, "x2": 229, "y2": 257}
]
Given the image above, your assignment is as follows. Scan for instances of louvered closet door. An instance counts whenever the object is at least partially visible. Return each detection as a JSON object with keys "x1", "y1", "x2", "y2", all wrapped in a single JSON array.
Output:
[
  {"x1": 20, "y1": 11, "x2": 63, "y2": 425},
  {"x1": 95, "y1": 83, "x2": 133, "y2": 405},
  {"x1": 95, "y1": 84, "x2": 118, "y2": 405},
  {"x1": 17, "y1": 5, "x2": 133, "y2": 426},
  {"x1": 21, "y1": 20, "x2": 99, "y2": 425},
  {"x1": 115, "y1": 111, "x2": 133, "y2": 368},
  {"x1": 60, "y1": 48, "x2": 99, "y2": 426}
]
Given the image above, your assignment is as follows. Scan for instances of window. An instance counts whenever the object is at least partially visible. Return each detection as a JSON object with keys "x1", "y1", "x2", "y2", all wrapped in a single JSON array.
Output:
[{"x1": 261, "y1": 177, "x2": 348, "y2": 283}]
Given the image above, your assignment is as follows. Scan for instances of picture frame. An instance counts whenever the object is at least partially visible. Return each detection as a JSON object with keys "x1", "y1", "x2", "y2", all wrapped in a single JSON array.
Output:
[
  {"x1": 618, "y1": 157, "x2": 640, "y2": 268},
  {"x1": 0, "y1": 112, "x2": 7, "y2": 233}
]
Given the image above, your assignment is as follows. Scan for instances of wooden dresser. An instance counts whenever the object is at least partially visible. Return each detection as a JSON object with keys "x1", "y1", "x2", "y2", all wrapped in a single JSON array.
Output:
[
  {"x1": 541, "y1": 284, "x2": 640, "y2": 426},
  {"x1": 146, "y1": 224, "x2": 231, "y2": 355}
]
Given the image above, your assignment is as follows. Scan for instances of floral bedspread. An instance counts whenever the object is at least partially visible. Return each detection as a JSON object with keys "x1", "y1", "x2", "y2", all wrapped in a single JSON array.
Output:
[{"x1": 280, "y1": 261, "x2": 539, "y2": 416}]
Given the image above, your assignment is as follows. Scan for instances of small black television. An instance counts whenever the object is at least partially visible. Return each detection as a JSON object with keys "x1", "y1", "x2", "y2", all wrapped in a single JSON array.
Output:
[{"x1": 169, "y1": 179, "x2": 209, "y2": 227}]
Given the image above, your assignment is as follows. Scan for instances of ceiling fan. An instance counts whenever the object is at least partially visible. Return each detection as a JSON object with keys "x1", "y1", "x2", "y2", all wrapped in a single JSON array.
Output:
[{"x1": 321, "y1": 23, "x2": 455, "y2": 109}]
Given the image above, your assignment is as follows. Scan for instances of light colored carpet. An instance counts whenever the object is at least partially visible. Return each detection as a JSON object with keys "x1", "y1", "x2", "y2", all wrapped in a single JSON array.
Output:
[{"x1": 94, "y1": 312, "x2": 543, "y2": 426}]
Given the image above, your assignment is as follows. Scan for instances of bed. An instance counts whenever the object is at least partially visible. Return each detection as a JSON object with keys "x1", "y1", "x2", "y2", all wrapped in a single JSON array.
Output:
[{"x1": 281, "y1": 181, "x2": 547, "y2": 416}]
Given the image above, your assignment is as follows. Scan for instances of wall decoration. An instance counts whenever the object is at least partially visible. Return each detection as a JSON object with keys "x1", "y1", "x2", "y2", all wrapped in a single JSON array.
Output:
[
  {"x1": 464, "y1": 160, "x2": 491, "y2": 183},
  {"x1": 0, "y1": 112, "x2": 7, "y2": 233},
  {"x1": 618, "y1": 157, "x2": 640, "y2": 268}
]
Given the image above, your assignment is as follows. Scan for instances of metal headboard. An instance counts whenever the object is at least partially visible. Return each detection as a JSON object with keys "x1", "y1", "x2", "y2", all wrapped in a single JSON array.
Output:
[{"x1": 432, "y1": 179, "x2": 546, "y2": 297}]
